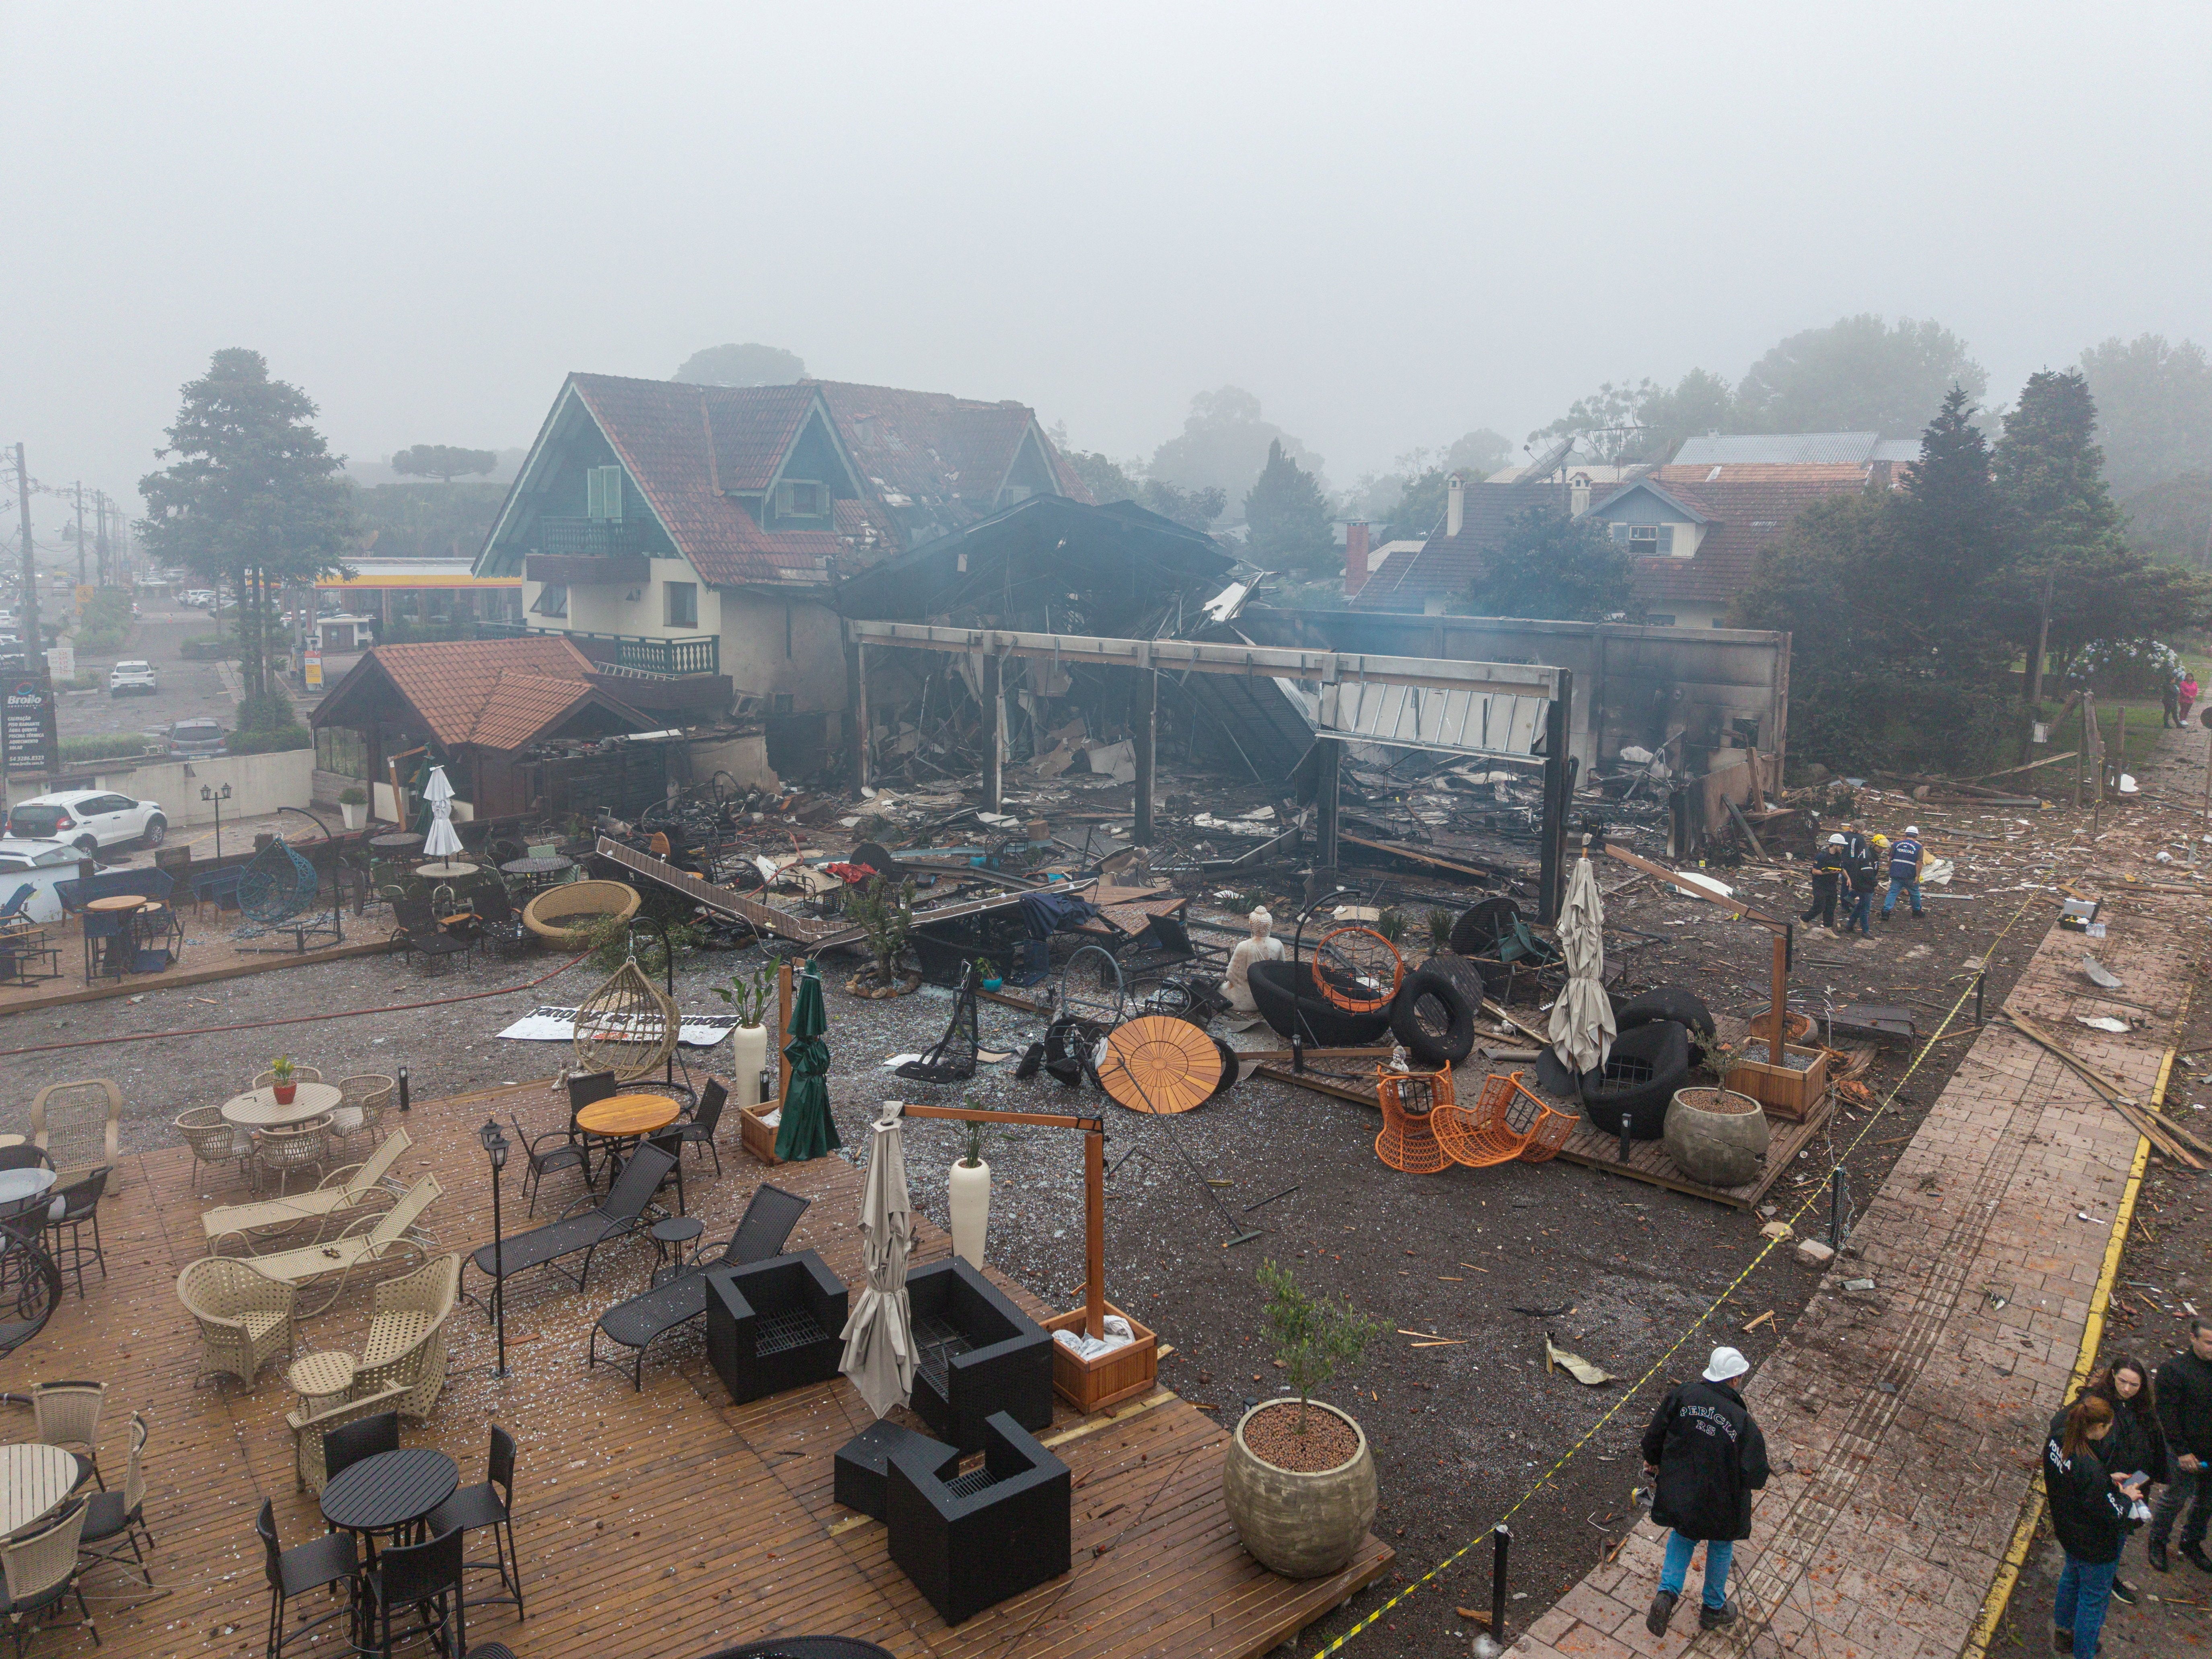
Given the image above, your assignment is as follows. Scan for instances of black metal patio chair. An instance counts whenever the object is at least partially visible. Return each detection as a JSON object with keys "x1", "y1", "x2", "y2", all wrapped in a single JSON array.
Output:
[{"x1": 462, "y1": 1142, "x2": 674, "y2": 1316}]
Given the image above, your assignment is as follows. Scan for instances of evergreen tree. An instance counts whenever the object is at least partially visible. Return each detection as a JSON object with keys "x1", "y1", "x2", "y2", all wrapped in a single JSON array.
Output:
[
  {"x1": 1885, "y1": 386, "x2": 2016, "y2": 672},
  {"x1": 1457, "y1": 507, "x2": 1634, "y2": 621},
  {"x1": 138, "y1": 349, "x2": 354, "y2": 701},
  {"x1": 1242, "y1": 440, "x2": 1336, "y2": 573},
  {"x1": 1994, "y1": 369, "x2": 2128, "y2": 700}
]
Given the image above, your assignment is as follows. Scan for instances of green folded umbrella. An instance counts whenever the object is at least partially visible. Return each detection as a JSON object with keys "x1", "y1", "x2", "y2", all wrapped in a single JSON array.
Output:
[{"x1": 775, "y1": 960, "x2": 841, "y2": 1162}]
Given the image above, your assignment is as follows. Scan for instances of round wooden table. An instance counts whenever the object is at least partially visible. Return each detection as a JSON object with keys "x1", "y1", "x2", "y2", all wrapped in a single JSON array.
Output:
[
  {"x1": 222, "y1": 1082, "x2": 343, "y2": 1129},
  {"x1": 85, "y1": 895, "x2": 146, "y2": 916},
  {"x1": 576, "y1": 1094, "x2": 683, "y2": 1138},
  {"x1": 0, "y1": 1444, "x2": 84, "y2": 1538}
]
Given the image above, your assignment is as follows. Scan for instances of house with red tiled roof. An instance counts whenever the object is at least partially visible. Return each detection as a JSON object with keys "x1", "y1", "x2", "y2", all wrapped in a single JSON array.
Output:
[
  {"x1": 1353, "y1": 461, "x2": 1886, "y2": 627},
  {"x1": 471, "y1": 372, "x2": 1090, "y2": 752}
]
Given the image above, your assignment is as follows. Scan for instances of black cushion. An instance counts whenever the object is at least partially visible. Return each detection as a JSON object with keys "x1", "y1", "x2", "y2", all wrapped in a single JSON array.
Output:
[{"x1": 80, "y1": 1488, "x2": 138, "y2": 1544}]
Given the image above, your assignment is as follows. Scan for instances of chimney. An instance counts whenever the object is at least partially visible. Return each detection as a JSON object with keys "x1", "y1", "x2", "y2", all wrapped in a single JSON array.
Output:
[
  {"x1": 1344, "y1": 521, "x2": 1372, "y2": 598},
  {"x1": 1569, "y1": 480, "x2": 1591, "y2": 516},
  {"x1": 1446, "y1": 473, "x2": 1465, "y2": 538}
]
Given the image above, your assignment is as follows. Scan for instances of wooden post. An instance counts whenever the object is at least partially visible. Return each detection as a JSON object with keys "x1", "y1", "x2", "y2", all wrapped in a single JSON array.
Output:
[
  {"x1": 982, "y1": 652, "x2": 1003, "y2": 812},
  {"x1": 848, "y1": 633, "x2": 870, "y2": 791},
  {"x1": 776, "y1": 959, "x2": 794, "y2": 1104},
  {"x1": 1768, "y1": 931, "x2": 1789, "y2": 1065},
  {"x1": 1537, "y1": 674, "x2": 1575, "y2": 924},
  {"x1": 1085, "y1": 1125, "x2": 1106, "y2": 1338},
  {"x1": 1314, "y1": 737, "x2": 1341, "y2": 868},
  {"x1": 1132, "y1": 668, "x2": 1156, "y2": 846}
]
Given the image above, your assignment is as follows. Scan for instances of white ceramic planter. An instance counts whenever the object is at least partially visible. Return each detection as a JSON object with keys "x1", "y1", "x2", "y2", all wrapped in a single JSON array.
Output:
[
  {"x1": 948, "y1": 1157, "x2": 991, "y2": 1266},
  {"x1": 731, "y1": 1024, "x2": 770, "y2": 1105},
  {"x1": 340, "y1": 802, "x2": 366, "y2": 831}
]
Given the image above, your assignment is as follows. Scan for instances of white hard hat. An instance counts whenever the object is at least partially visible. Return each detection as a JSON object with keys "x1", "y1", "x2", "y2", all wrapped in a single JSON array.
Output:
[
  {"x1": 1827, "y1": 833, "x2": 1846, "y2": 845},
  {"x1": 1704, "y1": 1346, "x2": 1751, "y2": 1383},
  {"x1": 1904, "y1": 825, "x2": 1919, "y2": 836}
]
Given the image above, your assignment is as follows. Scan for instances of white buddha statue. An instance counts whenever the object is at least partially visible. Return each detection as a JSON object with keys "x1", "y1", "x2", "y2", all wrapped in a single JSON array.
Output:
[{"x1": 1221, "y1": 906, "x2": 1285, "y2": 1012}]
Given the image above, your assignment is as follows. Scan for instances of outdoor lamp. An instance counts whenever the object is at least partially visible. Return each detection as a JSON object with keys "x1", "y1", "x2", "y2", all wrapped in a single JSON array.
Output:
[{"x1": 479, "y1": 1116, "x2": 508, "y2": 1169}]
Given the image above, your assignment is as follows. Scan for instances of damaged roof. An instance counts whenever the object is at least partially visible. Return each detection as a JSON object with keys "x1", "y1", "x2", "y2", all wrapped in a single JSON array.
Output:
[
  {"x1": 311, "y1": 636, "x2": 655, "y2": 753},
  {"x1": 1351, "y1": 479, "x2": 1573, "y2": 610}
]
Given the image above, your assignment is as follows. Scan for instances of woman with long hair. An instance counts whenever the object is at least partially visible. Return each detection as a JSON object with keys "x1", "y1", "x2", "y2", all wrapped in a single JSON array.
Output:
[
  {"x1": 2045, "y1": 1394, "x2": 2140, "y2": 1656},
  {"x1": 2084, "y1": 1356, "x2": 2167, "y2": 1603}
]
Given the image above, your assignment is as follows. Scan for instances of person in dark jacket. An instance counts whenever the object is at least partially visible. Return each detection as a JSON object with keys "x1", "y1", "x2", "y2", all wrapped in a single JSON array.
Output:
[
  {"x1": 2047, "y1": 1394, "x2": 2140, "y2": 1655},
  {"x1": 1641, "y1": 1346, "x2": 1769, "y2": 1636},
  {"x1": 1802, "y1": 834, "x2": 1846, "y2": 929},
  {"x1": 2084, "y1": 1358, "x2": 2166, "y2": 1602},
  {"x1": 1841, "y1": 831, "x2": 1879, "y2": 936},
  {"x1": 2149, "y1": 1318, "x2": 2212, "y2": 1573}
]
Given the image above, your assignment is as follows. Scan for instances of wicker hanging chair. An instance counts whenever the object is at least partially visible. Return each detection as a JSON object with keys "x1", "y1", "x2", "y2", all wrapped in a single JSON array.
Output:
[
  {"x1": 572, "y1": 956, "x2": 680, "y2": 1083},
  {"x1": 239, "y1": 837, "x2": 319, "y2": 924}
]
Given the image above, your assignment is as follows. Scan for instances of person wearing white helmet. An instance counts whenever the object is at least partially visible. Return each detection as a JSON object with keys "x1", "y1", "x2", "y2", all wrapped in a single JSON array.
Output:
[
  {"x1": 1801, "y1": 832, "x2": 1847, "y2": 930},
  {"x1": 1881, "y1": 825, "x2": 1926, "y2": 920},
  {"x1": 1642, "y1": 1346, "x2": 1770, "y2": 1636}
]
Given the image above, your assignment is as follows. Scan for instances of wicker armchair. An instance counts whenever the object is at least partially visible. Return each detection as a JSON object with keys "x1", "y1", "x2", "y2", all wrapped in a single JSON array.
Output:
[
  {"x1": 250, "y1": 1066, "x2": 323, "y2": 1090},
  {"x1": 354, "y1": 1253, "x2": 459, "y2": 1419},
  {"x1": 0, "y1": 1499, "x2": 90, "y2": 1649},
  {"x1": 176, "y1": 1105, "x2": 252, "y2": 1189},
  {"x1": 30, "y1": 1079, "x2": 121, "y2": 1182},
  {"x1": 252, "y1": 1119, "x2": 331, "y2": 1196},
  {"x1": 328, "y1": 1075, "x2": 394, "y2": 1145},
  {"x1": 177, "y1": 1255, "x2": 297, "y2": 1387},
  {"x1": 284, "y1": 1382, "x2": 410, "y2": 1494}
]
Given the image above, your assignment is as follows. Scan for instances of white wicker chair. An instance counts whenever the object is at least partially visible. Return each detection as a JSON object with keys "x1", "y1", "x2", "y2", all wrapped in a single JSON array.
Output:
[
  {"x1": 353, "y1": 1253, "x2": 460, "y2": 1419},
  {"x1": 177, "y1": 1256, "x2": 298, "y2": 1387},
  {"x1": 175, "y1": 1106, "x2": 252, "y2": 1190},
  {"x1": 0, "y1": 1500, "x2": 90, "y2": 1651},
  {"x1": 29, "y1": 1080, "x2": 121, "y2": 1182},
  {"x1": 251, "y1": 1119, "x2": 331, "y2": 1197},
  {"x1": 327, "y1": 1074, "x2": 394, "y2": 1145},
  {"x1": 29, "y1": 1381, "x2": 103, "y2": 1486}
]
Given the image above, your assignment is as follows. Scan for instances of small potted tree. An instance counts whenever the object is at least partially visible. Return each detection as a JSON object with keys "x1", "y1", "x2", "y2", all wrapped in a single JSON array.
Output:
[
  {"x1": 841, "y1": 873, "x2": 921, "y2": 997},
  {"x1": 1664, "y1": 1035, "x2": 1770, "y2": 1187},
  {"x1": 267, "y1": 1056, "x2": 298, "y2": 1106},
  {"x1": 948, "y1": 1113, "x2": 991, "y2": 1265},
  {"x1": 1223, "y1": 1261, "x2": 1383, "y2": 1579},
  {"x1": 337, "y1": 786, "x2": 368, "y2": 832},
  {"x1": 713, "y1": 958, "x2": 778, "y2": 1108}
]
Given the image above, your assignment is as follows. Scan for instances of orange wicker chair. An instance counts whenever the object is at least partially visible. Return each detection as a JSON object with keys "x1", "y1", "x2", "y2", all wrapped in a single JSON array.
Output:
[
  {"x1": 1434, "y1": 1070, "x2": 1577, "y2": 1168},
  {"x1": 1373, "y1": 1066, "x2": 1454, "y2": 1174}
]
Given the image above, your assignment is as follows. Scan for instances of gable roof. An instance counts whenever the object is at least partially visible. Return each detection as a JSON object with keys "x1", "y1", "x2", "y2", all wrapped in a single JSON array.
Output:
[
  {"x1": 1351, "y1": 480, "x2": 1572, "y2": 609},
  {"x1": 1669, "y1": 431, "x2": 1929, "y2": 467},
  {"x1": 1588, "y1": 477, "x2": 1712, "y2": 523},
  {"x1": 312, "y1": 636, "x2": 653, "y2": 752},
  {"x1": 1608, "y1": 464, "x2": 1878, "y2": 606}
]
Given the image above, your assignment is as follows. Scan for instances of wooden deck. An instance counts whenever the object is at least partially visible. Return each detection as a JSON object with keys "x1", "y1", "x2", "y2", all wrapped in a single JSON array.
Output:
[
  {"x1": 0, "y1": 1076, "x2": 1389, "y2": 1659},
  {"x1": 1547, "y1": 1088, "x2": 1834, "y2": 1209}
]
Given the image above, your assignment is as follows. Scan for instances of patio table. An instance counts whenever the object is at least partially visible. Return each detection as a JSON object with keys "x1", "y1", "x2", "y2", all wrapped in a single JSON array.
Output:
[
  {"x1": 578, "y1": 1094, "x2": 685, "y2": 1205},
  {"x1": 368, "y1": 833, "x2": 423, "y2": 853},
  {"x1": 0, "y1": 1167, "x2": 57, "y2": 1226},
  {"x1": 320, "y1": 1447, "x2": 458, "y2": 1555},
  {"x1": 222, "y1": 1082, "x2": 342, "y2": 1129},
  {"x1": 0, "y1": 1443, "x2": 85, "y2": 1538}
]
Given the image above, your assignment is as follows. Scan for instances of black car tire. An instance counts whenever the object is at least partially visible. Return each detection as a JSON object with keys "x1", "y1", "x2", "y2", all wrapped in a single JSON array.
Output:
[
  {"x1": 1614, "y1": 986, "x2": 1716, "y2": 1040},
  {"x1": 1390, "y1": 967, "x2": 1478, "y2": 1067},
  {"x1": 1245, "y1": 959, "x2": 1396, "y2": 1047},
  {"x1": 1577, "y1": 1020, "x2": 1692, "y2": 1141},
  {"x1": 73, "y1": 836, "x2": 98, "y2": 856},
  {"x1": 140, "y1": 816, "x2": 166, "y2": 848}
]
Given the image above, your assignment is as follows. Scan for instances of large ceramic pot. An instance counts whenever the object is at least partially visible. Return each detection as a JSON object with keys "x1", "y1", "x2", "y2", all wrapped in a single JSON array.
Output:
[
  {"x1": 1663, "y1": 1086, "x2": 1770, "y2": 1187},
  {"x1": 948, "y1": 1157, "x2": 991, "y2": 1266},
  {"x1": 730, "y1": 1025, "x2": 770, "y2": 1106},
  {"x1": 1223, "y1": 1399, "x2": 1377, "y2": 1579}
]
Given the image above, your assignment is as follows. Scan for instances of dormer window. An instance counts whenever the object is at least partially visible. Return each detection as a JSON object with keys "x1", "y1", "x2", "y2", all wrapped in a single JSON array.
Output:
[{"x1": 775, "y1": 480, "x2": 825, "y2": 519}]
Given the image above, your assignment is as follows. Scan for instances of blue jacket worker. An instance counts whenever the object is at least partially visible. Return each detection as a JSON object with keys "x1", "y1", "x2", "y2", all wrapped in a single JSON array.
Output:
[
  {"x1": 1642, "y1": 1346, "x2": 1769, "y2": 1638},
  {"x1": 1881, "y1": 825, "x2": 1925, "y2": 919}
]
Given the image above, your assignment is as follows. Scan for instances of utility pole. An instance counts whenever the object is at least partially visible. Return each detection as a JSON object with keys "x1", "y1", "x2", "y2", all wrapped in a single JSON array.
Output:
[
  {"x1": 93, "y1": 493, "x2": 108, "y2": 588},
  {"x1": 72, "y1": 482, "x2": 85, "y2": 587},
  {"x1": 13, "y1": 445, "x2": 37, "y2": 651}
]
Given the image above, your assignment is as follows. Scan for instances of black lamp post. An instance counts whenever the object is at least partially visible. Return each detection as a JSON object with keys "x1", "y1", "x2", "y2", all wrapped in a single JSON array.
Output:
[
  {"x1": 200, "y1": 782, "x2": 232, "y2": 859},
  {"x1": 479, "y1": 1116, "x2": 509, "y2": 1379}
]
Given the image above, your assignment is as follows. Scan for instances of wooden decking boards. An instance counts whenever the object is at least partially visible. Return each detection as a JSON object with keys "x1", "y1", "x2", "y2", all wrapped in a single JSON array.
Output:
[{"x1": 1, "y1": 1075, "x2": 1388, "y2": 1659}]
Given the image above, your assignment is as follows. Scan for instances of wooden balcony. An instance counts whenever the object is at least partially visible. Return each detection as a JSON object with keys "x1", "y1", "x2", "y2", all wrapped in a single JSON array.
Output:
[{"x1": 525, "y1": 552, "x2": 651, "y2": 587}]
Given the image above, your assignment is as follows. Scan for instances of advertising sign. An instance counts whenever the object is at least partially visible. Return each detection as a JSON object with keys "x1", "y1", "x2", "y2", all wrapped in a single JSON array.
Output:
[
  {"x1": 2, "y1": 669, "x2": 58, "y2": 777},
  {"x1": 73, "y1": 585, "x2": 95, "y2": 610},
  {"x1": 304, "y1": 650, "x2": 323, "y2": 690}
]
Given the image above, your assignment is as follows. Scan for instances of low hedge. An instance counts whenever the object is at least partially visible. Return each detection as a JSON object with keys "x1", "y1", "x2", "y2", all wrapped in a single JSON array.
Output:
[
  {"x1": 225, "y1": 723, "x2": 312, "y2": 755},
  {"x1": 58, "y1": 733, "x2": 158, "y2": 762},
  {"x1": 179, "y1": 636, "x2": 242, "y2": 660}
]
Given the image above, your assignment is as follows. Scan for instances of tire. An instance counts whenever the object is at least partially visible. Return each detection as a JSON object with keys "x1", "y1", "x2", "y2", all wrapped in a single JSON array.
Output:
[
  {"x1": 140, "y1": 816, "x2": 166, "y2": 848},
  {"x1": 73, "y1": 836, "x2": 97, "y2": 857},
  {"x1": 1614, "y1": 986, "x2": 1715, "y2": 1040},
  {"x1": 1390, "y1": 968, "x2": 1476, "y2": 1068},
  {"x1": 1577, "y1": 1020, "x2": 1692, "y2": 1141},
  {"x1": 1246, "y1": 960, "x2": 1395, "y2": 1047}
]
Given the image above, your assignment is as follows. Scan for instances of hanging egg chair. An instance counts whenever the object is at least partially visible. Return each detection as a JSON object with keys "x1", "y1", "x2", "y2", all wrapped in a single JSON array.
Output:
[
  {"x1": 572, "y1": 954, "x2": 679, "y2": 1083},
  {"x1": 239, "y1": 837, "x2": 319, "y2": 924}
]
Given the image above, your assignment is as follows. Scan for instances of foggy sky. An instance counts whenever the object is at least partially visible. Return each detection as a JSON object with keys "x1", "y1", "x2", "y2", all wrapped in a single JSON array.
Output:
[{"x1": 7, "y1": 1, "x2": 2211, "y2": 518}]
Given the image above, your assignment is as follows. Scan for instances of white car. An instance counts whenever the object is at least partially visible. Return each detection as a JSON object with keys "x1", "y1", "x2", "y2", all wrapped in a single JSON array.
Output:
[
  {"x1": 4, "y1": 790, "x2": 167, "y2": 853},
  {"x1": 0, "y1": 839, "x2": 84, "y2": 875},
  {"x1": 108, "y1": 660, "x2": 158, "y2": 695}
]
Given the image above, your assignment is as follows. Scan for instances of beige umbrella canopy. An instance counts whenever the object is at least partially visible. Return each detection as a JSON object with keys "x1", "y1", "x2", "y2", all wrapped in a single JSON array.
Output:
[
  {"x1": 1546, "y1": 851, "x2": 1616, "y2": 1076},
  {"x1": 838, "y1": 1102, "x2": 917, "y2": 1418}
]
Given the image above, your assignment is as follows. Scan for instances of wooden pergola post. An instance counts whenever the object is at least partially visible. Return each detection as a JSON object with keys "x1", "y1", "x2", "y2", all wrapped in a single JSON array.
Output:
[
  {"x1": 981, "y1": 652, "x2": 1004, "y2": 812},
  {"x1": 1604, "y1": 842, "x2": 1793, "y2": 1063},
  {"x1": 1133, "y1": 667, "x2": 1156, "y2": 845}
]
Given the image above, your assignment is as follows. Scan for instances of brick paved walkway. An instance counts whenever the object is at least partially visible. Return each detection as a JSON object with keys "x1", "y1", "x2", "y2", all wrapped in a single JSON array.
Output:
[{"x1": 1509, "y1": 816, "x2": 2192, "y2": 1657}]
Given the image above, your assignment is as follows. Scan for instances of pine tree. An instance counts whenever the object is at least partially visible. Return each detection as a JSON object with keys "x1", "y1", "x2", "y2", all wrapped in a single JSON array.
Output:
[
  {"x1": 1885, "y1": 386, "x2": 2015, "y2": 673},
  {"x1": 1457, "y1": 507, "x2": 1634, "y2": 620},
  {"x1": 1242, "y1": 440, "x2": 1337, "y2": 574},
  {"x1": 1995, "y1": 370, "x2": 2128, "y2": 701},
  {"x1": 138, "y1": 350, "x2": 354, "y2": 700}
]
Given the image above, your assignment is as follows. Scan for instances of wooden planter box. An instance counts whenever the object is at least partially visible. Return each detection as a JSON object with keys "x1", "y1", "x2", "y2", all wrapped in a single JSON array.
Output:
[
  {"x1": 738, "y1": 1099, "x2": 784, "y2": 1166},
  {"x1": 1724, "y1": 1044, "x2": 1830, "y2": 1122},
  {"x1": 1044, "y1": 1301, "x2": 1157, "y2": 1414}
]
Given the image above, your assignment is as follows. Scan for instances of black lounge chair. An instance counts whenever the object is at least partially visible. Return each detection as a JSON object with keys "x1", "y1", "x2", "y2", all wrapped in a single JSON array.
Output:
[
  {"x1": 704, "y1": 1249, "x2": 848, "y2": 1404},
  {"x1": 587, "y1": 1182, "x2": 810, "y2": 1388},
  {"x1": 904, "y1": 1257, "x2": 1054, "y2": 1453},
  {"x1": 463, "y1": 1142, "x2": 674, "y2": 1318},
  {"x1": 886, "y1": 1410, "x2": 1071, "y2": 1625},
  {"x1": 391, "y1": 892, "x2": 473, "y2": 974}
]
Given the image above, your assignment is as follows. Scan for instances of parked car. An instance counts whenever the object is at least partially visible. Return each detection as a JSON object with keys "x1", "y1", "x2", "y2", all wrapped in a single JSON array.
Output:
[
  {"x1": 4, "y1": 789, "x2": 166, "y2": 853},
  {"x1": 108, "y1": 660, "x2": 158, "y2": 695},
  {"x1": 0, "y1": 838, "x2": 87, "y2": 875},
  {"x1": 167, "y1": 717, "x2": 226, "y2": 757}
]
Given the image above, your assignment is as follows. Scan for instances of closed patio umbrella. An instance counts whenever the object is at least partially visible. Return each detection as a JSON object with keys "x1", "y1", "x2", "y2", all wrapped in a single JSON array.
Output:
[
  {"x1": 838, "y1": 1101, "x2": 916, "y2": 1418},
  {"x1": 420, "y1": 764, "x2": 465, "y2": 860},
  {"x1": 773, "y1": 960, "x2": 841, "y2": 1162},
  {"x1": 1546, "y1": 849, "x2": 1615, "y2": 1077}
]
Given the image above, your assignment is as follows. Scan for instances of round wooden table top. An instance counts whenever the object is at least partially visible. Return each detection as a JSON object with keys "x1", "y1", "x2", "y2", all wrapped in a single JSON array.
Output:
[
  {"x1": 222, "y1": 1081, "x2": 343, "y2": 1128},
  {"x1": 1098, "y1": 1015, "x2": 1223, "y2": 1115},
  {"x1": 0, "y1": 1444, "x2": 83, "y2": 1538},
  {"x1": 576, "y1": 1094, "x2": 682, "y2": 1137},
  {"x1": 86, "y1": 894, "x2": 147, "y2": 914}
]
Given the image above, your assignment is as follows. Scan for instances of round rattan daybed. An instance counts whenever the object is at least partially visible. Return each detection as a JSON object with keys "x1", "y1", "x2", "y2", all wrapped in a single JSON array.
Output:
[{"x1": 522, "y1": 879, "x2": 641, "y2": 948}]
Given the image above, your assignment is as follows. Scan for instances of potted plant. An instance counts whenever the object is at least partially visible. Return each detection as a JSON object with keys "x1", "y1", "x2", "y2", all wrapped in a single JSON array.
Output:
[
  {"x1": 337, "y1": 785, "x2": 368, "y2": 832},
  {"x1": 1664, "y1": 1035, "x2": 1770, "y2": 1187},
  {"x1": 268, "y1": 1056, "x2": 298, "y2": 1106},
  {"x1": 948, "y1": 1114, "x2": 991, "y2": 1265},
  {"x1": 974, "y1": 956, "x2": 1002, "y2": 993},
  {"x1": 713, "y1": 959, "x2": 778, "y2": 1107},
  {"x1": 1223, "y1": 1261, "x2": 1383, "y2": 1579},
  {"x1": 840, "y1": 873, "x2": 921, "y2": 997}
]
